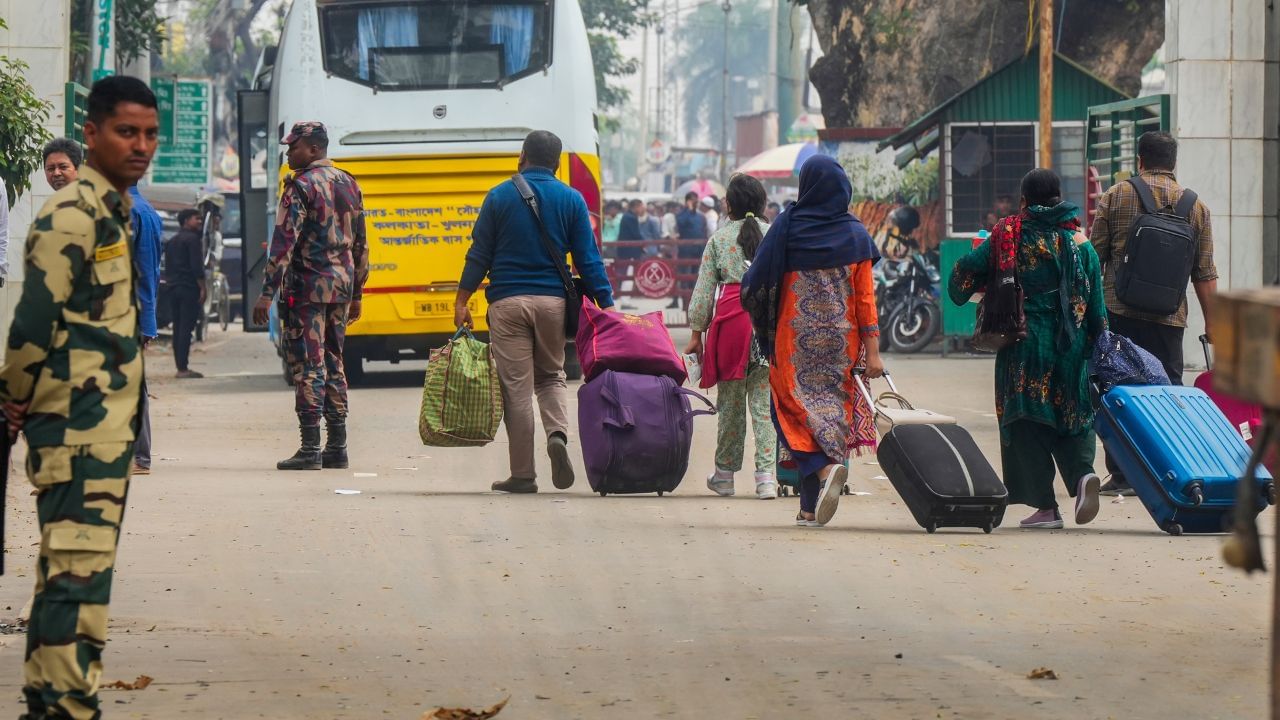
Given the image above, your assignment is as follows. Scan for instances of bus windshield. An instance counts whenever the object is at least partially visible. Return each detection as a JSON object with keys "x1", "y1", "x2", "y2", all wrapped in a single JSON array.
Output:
[{"x1": 320, "y1": 1, "x2": 552, "y2": 90}]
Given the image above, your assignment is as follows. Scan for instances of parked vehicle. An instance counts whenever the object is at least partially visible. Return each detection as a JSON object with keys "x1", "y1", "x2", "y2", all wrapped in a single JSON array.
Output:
[{"x1": 876, "y1": 218, "x2": 942, "y2": 354}]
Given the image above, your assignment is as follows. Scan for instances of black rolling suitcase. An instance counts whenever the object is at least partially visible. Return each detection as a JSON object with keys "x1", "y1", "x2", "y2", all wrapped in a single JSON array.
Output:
[{"x1": 857, "y1": 373, "x2": 1008, "y2": 533}]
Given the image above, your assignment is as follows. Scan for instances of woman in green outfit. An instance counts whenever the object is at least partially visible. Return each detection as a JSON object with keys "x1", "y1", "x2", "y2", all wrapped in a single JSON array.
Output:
[
  {"x1": 685, "y1": 174, "x2": 778, "y2": 499},
  {"x1": 949, "y1": 169, "x2": 1108, "y2": 530}
]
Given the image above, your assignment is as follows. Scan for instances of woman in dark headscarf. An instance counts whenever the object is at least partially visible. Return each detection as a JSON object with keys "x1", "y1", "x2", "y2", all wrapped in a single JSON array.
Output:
[
  {"x1": 949, "y1": 168, "x2": 1107, "y2": 529},
  {"x1": 742, "y1": 155, "x2": 883, "y2": 527}
]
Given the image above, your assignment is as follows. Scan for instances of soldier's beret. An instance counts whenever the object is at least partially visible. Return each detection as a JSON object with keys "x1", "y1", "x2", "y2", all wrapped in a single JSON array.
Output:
[{"x1": 282, "y1": 121, "x2": 328, "y2": 145}]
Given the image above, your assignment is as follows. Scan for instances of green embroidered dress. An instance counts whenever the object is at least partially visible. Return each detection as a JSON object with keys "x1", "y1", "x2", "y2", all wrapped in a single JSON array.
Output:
[{"x1": 948, "y1": 204, "x2": 1108, "y2": 508}]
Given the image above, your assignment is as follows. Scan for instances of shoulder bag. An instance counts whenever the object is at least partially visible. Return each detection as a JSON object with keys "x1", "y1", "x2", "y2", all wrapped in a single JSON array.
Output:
[{"x1": 511, "y1": 173, "x2": 590, "y2": 336}]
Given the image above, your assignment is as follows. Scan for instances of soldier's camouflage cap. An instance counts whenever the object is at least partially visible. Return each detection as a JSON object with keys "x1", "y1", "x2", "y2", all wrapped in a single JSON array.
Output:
[{"x1": 282, "y1": 121, "x2": 327, "y2": 145}]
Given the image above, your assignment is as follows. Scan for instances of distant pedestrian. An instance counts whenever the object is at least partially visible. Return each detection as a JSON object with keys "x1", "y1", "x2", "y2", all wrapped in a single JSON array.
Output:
[
  {"x1": 636, "y1": 199, "x2": 663, "y2": 255},
  {"x1": 454, "y1": 130, "x2": 615, "y2": 493},
  {"x1": 700, "y1": 195, "x2": 720, "y2": 235},
  {"x1": 165, "y1": 209, "x2": 207, "y2": 379},
  {"x1": 742, "y1": 155, "x2": 883, "y2": 527},
  {"x1": 661, "y1": 201, "x2": 680, "y2": 244},
  {"x1": 764, "y1": 201, "x2": 781, "y2": 223},
  {"x1": 42, "y1": 137, "x2": 83, "y2": 192},
  {"x1": 1090, "y1": 131, "x2": 1218, "y2": 497},
  {"x1": 602, "y1": 200, "x2": 622, "y2": 245},
  {"x1": 129, "y1": 184, "x2": 162, "y2": 475},
  {"x1": 685, "y1": 173, "x2": 777, "y2": 499},
  {"x1": 1, "y1": 74, "x2": 159, "y2": 720},
  {"x1": 950, "y1": 168, "x2": 1108, "y2": 529},
  {"x1": 675, "y1": 192, "x2": 708, "y2": 308},
  {"x1": 616, "y1": 199, "x2": 645, "y2": 261},
  {"x1": 252, "y1": 121, "x2": 369, "y2": 471}
]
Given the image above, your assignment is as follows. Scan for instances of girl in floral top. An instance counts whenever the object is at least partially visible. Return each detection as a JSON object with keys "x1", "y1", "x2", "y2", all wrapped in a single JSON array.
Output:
[
  {"x1": 949, "y1": 169, "x2": 1108, "y2": 530},
  {"x1": 684, "y1": 174, "x2": 778, "y2": 499}
]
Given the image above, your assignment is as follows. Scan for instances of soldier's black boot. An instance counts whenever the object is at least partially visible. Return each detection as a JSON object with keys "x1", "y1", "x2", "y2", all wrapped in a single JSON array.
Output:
[
  {"x1": 322, "y1": 416, "x2": 348, "y2": 469},
  {"x1": 278, "y1": 425, "x2": 322, "y2": 471}
]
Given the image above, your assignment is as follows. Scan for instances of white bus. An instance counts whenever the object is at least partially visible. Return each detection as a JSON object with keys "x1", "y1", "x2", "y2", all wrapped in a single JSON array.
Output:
[{"x1": 250, "y1": 0, "x2": 602, "y2": 381}]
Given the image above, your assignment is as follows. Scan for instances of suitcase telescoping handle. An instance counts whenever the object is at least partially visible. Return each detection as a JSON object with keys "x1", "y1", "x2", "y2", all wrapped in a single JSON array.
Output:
[
  {"x1": 1200, "y1": 333, "x2": 1212, "y2": 370},
  {"x1": 851, "y1": 367, "x2": 909, "y2": 412}
]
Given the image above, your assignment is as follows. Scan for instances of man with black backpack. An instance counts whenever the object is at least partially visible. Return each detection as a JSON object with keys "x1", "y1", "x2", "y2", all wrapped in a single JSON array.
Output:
[{"x1": 1090, "y1": 131, "x2": 1218, "y2": 496}]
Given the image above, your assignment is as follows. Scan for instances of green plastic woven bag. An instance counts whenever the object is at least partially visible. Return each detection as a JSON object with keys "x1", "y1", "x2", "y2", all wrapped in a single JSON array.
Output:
[{"x1": 419, "y1": 328, "x2": 504, "y2": 447}]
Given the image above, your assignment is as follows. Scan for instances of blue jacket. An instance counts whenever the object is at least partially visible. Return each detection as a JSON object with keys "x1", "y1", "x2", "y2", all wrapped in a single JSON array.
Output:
[
  {"x1": 461, "y1": 167, "x2": 614, "y2": 307},
  {"x1": 129, "y1": 186, "x2": 163, "y2": 338}
]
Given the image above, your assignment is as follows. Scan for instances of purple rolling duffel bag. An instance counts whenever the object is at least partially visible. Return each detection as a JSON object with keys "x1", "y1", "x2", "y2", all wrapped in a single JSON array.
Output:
[{"x1": 579, "y1": 369, "x2": 716, "y2": 496}]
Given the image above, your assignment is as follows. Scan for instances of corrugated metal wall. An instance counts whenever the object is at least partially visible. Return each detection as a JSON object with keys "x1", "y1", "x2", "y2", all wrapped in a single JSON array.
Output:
[{"x1": 945, "y1": 54, "x2": 1128, "y2": 124}]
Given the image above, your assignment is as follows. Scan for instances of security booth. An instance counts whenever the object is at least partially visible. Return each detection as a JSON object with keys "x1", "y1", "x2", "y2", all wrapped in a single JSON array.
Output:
[{"x1": 877, "y1": 49, "x2": 1130, "y2": 350}]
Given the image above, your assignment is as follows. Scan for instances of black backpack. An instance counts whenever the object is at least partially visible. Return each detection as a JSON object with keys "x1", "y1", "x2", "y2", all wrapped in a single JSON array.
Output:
[{"x1": 1113, "y1": 176, "x2": 1199, "y2": 316}]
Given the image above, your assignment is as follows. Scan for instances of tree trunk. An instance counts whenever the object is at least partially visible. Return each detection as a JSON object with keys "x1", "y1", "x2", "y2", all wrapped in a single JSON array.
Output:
[{"x1": 806, "y1": 0, "x2": 1164, "y2": 128}]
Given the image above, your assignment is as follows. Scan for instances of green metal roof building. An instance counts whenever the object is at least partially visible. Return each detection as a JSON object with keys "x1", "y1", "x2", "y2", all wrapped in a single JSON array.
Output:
[{"x1": 881, "y1": 48, "x2": 1130, "y2": 237}]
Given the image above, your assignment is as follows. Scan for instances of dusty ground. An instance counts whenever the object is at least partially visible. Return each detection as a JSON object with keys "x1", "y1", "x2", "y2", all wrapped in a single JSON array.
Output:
[{"x1": 0, "y1": 325, "x2": 1270, "y2": 719}]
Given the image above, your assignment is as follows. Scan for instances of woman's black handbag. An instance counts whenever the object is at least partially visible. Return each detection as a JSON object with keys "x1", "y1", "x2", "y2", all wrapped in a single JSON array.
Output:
[{"x1": 971, "y1": 251, "x2": 1026, "y2": 352}]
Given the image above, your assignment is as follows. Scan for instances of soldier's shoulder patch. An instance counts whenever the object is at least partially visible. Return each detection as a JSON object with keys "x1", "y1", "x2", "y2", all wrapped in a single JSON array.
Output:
[{"x1": 40, "y1": 200, "x2": 97, "y2": 238}]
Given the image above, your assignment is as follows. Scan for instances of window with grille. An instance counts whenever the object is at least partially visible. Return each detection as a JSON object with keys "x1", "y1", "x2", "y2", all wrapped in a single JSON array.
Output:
[{"x1": 947, "y1": 124, "x2": 1036, "y2": 235}]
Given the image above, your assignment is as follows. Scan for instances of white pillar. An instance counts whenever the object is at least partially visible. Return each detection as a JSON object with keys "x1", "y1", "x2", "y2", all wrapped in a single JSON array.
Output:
[
  {"x1": 0, "y1": 0, "x2": 72, "y2": 341},
  {"x1": 1166, "y1": 0, "x2": 1276, "y2": 368}
]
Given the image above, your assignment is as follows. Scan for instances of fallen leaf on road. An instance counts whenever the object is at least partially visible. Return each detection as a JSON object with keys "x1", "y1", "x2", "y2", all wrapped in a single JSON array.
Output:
[
  {"x1": 1027, "y1": 668, "x2": 1057, "y2": 680},
  {"x1": 420, "y1": 697, "x2": 508, "y2": 719},
  {"x1": 103, "y1": 675, "x2": 153, "y2": 690}
]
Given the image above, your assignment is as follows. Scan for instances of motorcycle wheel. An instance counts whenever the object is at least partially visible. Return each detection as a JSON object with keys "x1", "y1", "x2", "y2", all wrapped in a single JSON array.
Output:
[{"x1": 887, "y1": 301, "x2": 941, "y2": 354}]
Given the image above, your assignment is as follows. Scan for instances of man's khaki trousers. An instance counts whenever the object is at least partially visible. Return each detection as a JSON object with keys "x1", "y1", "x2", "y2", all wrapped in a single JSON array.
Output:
[{"x1": 486, "y1": 295, "x2": 570, "y2": 480}]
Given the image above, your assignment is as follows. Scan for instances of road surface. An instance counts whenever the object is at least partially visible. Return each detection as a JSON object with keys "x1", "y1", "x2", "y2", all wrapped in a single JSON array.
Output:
[{"x1": 0, "y1": 327, "x2": 1269, "y2": 719}]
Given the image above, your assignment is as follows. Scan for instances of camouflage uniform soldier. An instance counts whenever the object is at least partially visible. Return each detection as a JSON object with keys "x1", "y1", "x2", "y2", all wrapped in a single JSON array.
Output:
[
  {"x1": 252, "y1": 122, "x2": 369, "y2": 471},
  {"x1": 0, "y1": 76, "x2": 159, "y2": 720}
]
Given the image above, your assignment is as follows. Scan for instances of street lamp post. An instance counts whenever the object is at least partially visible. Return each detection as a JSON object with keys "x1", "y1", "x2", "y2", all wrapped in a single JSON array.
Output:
[{"x1": 720, "y1": 0, "x2": 731, "y2": 183}]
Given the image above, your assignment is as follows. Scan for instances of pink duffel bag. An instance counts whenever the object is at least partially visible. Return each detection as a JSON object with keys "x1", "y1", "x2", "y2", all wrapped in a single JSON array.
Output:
[{"x1": 576, "y1": 302, "x2": 688, "y2": 384}]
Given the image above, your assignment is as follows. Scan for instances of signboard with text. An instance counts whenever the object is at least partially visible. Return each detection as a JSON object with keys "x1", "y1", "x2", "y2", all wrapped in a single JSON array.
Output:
[{"x1": 152, "y1": 79, "x2": 211, "y2": 185}]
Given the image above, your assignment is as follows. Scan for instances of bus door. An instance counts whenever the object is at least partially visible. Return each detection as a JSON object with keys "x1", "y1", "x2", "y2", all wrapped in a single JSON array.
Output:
[{"x1": 238, "y1": 88, "x2": 270, "y2": 331}]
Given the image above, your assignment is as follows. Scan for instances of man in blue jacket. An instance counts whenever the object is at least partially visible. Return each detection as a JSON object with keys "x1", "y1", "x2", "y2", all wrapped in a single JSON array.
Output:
[
  {"x1": 130, "y1": 184, "x2": 163, "y2": 475},
  {"x1": 455, "y1": 130, "x2": 615, "y2": 494}
]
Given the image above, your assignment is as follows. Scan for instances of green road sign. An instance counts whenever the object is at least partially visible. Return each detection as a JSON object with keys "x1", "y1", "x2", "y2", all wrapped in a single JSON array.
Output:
[
  {"x1": 151, "y1": 78, "x2": 176, "y2": 145},
  {"x1": 153, "y1": 78, "x2": 211, "y2": 185}
]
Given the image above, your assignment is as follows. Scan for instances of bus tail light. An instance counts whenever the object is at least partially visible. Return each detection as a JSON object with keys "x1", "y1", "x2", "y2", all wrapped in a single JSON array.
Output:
[{"x1": 568, "y1": 153, "x2": 602, "y2": 247}]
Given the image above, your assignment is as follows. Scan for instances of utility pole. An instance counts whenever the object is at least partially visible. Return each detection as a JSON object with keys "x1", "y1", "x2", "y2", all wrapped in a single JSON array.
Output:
[
  {"x1": 1038, "y1": 0, "x2": 1054, "y2": 168},
  {"x1": 638, "y1": 24, "x2": 651, "y2": 186},
  {"x1": 720, "y1": 0, "x2": 731, "y2": 183}
]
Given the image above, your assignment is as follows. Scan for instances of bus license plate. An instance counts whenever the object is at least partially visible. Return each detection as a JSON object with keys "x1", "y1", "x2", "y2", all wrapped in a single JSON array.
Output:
[{"x1": 415, "y1": 300, "x2": 476, "y2": 316}]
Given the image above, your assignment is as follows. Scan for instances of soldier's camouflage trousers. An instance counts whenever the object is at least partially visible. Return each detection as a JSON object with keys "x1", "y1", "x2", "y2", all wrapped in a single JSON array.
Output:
[
  {"x1": 22, "y1": 442, "x2": 132, "y2": 720},
  {"x1": 283, "y1": 301, "x2": 349, "y2": 426}
]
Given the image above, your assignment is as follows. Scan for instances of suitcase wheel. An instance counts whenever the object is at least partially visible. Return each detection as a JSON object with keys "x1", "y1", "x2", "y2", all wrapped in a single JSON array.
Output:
[
  {"x1": 778, "y1": 486, "x2": 790, "y2": 497},
  {"x1": 1188, "y1": 485, "x2": 1204, "y2": 507},
  {"x1": 841, "y1": 485, "x2": 852, "y2": 496},
  {"x1": 925, "y1": 523, "x2": 937, "y2": 534},
  {"x1": 982, "y1": 522, "x2": 994, "y2": 534},
  {"x1": 598, "y1": 491, "x2": 608, "y2": 497},
  {"x1": 1267, "y1": 482, "x2": 1276, "y2": 506},
  {"x1": 1165, "y1": 522, "x2": 1184, "y2": 536},
  {"x1": 657, "y1": 490, "x2": 665, "y2": 497}
]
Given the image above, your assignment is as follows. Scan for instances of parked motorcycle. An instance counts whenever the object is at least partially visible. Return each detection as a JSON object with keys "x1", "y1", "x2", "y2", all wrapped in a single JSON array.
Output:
[{"x1": 876, "y1": 206, "x2": 942, "y2": 354}]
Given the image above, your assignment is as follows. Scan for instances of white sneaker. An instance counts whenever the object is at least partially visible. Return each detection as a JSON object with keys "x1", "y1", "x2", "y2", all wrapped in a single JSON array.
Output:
[
  {"x1": 755, "y1": 473, "x2": 778, "y2": 500},
  {"x1": 706, "y1": 470, "x2": 735, "y2": 497},
  {"x1": 814, "y1": 464, "x2": 849, "y2": 526}
]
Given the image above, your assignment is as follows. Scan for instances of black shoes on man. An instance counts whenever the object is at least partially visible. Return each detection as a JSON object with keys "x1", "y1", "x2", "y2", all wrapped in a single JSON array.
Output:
[{"x1": 277, "y1": 419, "x2": 348, "y2": 471}]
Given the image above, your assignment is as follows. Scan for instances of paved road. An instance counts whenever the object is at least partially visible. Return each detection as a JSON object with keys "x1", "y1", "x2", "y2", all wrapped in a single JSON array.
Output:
[{"x1": 0, "y1": 327, "x2": 1270, "y2": 719}]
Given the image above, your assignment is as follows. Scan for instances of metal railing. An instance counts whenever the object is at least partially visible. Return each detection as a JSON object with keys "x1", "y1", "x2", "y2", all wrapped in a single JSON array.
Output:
[
  {"x1": 64, "y1": 82, "x2": 90, "y2": 144},
  {"x1": 1086, "y1": 94, "x2": 1171, "y2": 190}
]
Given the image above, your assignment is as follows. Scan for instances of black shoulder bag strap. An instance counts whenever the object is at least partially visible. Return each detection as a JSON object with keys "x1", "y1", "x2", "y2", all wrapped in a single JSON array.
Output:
[
  {"x1": 510, "y1": 173, "x2": 584, "y2": 335},
  {"x1": 1126, "y1": 176, "x2": 1159, "y2": 216},
  {"x1": 1174, "y1": 187, "x2": 1199, "y2": 220}
]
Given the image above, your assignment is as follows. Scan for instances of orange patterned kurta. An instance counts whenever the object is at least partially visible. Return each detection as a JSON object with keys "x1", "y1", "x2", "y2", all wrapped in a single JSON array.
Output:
[{"x1": 770, "y1": 260, "x2": 880, "y2": 462}]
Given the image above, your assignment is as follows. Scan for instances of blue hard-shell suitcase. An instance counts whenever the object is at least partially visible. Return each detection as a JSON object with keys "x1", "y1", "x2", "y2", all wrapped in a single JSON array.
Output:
[{"x1": 1094, "y1": 384, "x2": 1276, "y2": 535}]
